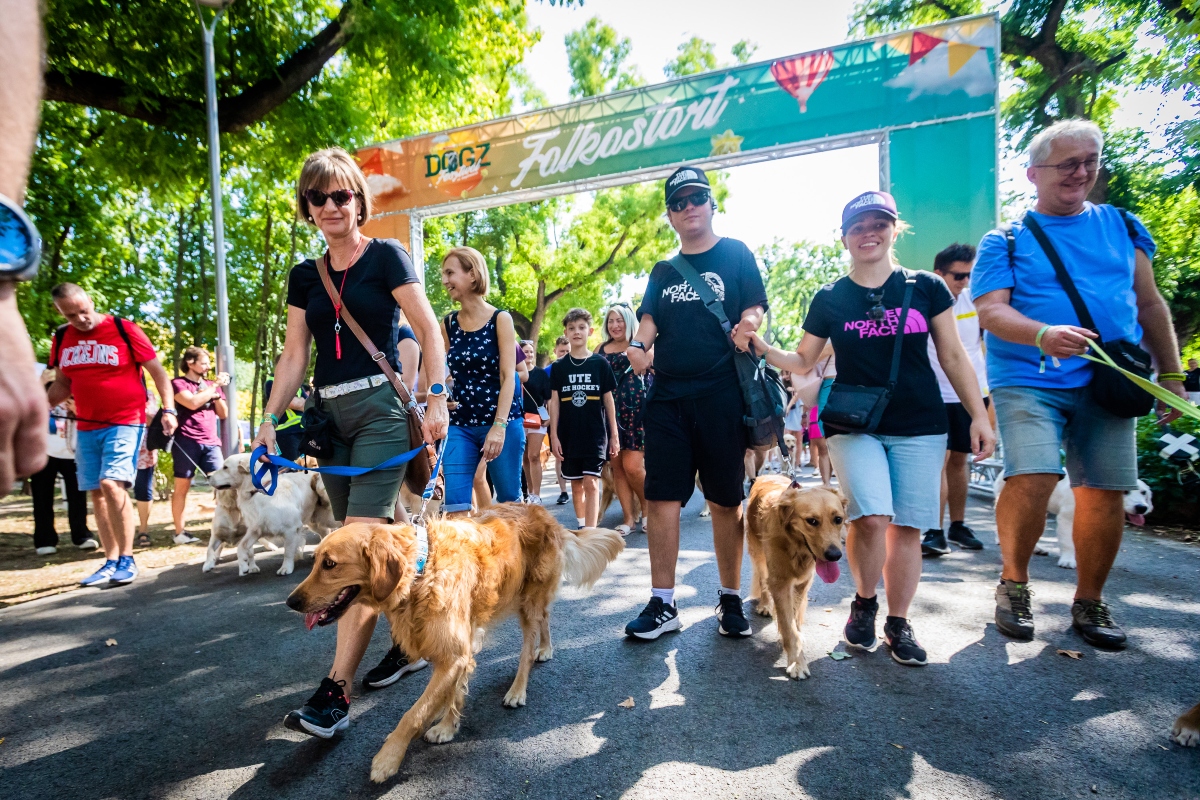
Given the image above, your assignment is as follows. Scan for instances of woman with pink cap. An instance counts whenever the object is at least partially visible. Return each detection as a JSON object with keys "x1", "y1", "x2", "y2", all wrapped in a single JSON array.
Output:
[{"x1": 749, "y1": 191, "x2": 994, "y2": 668}]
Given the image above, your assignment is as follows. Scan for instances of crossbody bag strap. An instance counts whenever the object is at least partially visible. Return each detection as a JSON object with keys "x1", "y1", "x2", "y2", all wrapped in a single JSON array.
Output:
[
  {"x1": 1021, "y1": 212, "x2": 1098, "y2": 334},
  {"x1": 887, "y1": 277, "x2": 917, "y2": 390},
  {"x1": 316, "y1": 253, "x2": 419, "y2": 414},
  {"x1": 668, "y1": 253, "x2": 732, "y2": 333}
]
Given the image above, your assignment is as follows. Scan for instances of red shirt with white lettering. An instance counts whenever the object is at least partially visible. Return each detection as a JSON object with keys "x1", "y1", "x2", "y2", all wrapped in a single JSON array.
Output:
[{"x1": 50, "y1": 316, "x2": 158, "y2": 431}]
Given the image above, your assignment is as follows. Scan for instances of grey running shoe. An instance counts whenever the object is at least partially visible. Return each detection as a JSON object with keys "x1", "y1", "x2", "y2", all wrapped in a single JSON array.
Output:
[
  {"x1": 995, "y1": 580, "x2": 1034, "y2": 640},
  {"x1": 1071, "y1": 599, "x2": 1127, "y2": 650}
]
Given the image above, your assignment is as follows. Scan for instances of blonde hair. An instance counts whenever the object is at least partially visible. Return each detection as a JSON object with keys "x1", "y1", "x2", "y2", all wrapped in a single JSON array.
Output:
[
  {"x1": 601, "y1": 304, "x2": 637, "y2": 346},
  {"x1": 443, "y1": 246, "x2": 489, "y2": 296},
  {"x1": 296, "y1": 147, "x2": 373, "y2": 226}
]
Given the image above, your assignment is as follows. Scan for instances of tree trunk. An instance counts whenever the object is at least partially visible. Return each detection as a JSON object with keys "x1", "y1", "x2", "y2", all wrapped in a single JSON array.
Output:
[
  {"x1": 527, "y1": 279, "x2": 549, "y2": 349},
  {"x1": 173, "y1": 207, "x2": 187, "y2": 376},
  {"x1": 249, "y1": 205, "x2": 274, "y2": 429}
]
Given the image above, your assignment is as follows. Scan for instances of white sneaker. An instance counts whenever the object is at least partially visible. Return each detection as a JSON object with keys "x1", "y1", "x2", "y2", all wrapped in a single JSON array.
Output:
[
  {"x1": 173, "y1": 532, "x2": 200, "y2": 545},
  {"x1": 526, "y1": 494, "x2": 543, "y2": 505},
  {"x1": 36, "y1": 546, "x2": 57, "y2": 556},
  {"x1": 76, "y1": 539, "x2": 99, "y2": 550}
]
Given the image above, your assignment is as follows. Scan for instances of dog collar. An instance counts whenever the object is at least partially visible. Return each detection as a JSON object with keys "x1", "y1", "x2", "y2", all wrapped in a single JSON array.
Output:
[{"x1": 413, "y1": 524, "x2": 429, "y2": 576}]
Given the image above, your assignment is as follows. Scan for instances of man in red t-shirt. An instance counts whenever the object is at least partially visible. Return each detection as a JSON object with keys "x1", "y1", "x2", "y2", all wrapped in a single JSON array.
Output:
[{"x1": 46, "y1": 283, "x2": 177, "y2": 587}]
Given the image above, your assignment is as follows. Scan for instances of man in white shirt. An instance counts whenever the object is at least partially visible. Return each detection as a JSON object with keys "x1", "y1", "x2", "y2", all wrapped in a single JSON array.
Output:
[{"x1": 922, "y1": 243, "x2": 989, "y2": 556}]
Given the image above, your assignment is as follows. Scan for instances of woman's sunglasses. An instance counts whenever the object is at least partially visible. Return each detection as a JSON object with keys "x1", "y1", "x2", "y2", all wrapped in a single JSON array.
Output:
[
  {"x1": 303, "y1": 189, "x2": 356, "y2": 208},
  {"x1": 865, "y1": 288, "x2": 887, "y2": 322},
  {"x1": 667, "y1": 189, "x2": 711, "y2": 213}
]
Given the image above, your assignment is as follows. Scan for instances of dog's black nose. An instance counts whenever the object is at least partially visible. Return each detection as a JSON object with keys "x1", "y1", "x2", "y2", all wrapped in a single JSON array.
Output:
[
  {"x1": 285, "y1": 593, "x2": 303, "y2": 611},
  {"x1": 823, "y1": 545, "x2": 842, "y2": 562},
  {"x1": 1134, "y1": 504, "x2": 1148, "y2": 514}
]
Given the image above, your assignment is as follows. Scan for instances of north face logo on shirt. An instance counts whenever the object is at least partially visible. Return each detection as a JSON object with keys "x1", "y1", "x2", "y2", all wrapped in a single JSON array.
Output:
[
  {"x1": 844, "y1": 308, "x2": 928, "y2": 338},
  {"x1": 59, "y1": 340, "x2": 121, "y2": 368},
  {"x1": 662, "y1": 272, "x2": 725, "y2": 303}
]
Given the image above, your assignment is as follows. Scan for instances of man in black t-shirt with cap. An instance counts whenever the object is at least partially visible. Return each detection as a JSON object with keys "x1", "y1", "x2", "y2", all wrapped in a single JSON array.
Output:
[{"x1": 624, "y1": 165, "x2": 768, "y2": 641}]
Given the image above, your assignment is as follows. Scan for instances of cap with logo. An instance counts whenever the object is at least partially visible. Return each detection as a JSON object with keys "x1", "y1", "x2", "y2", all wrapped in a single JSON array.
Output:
[
  {"x1": 664, "y1": 166, "x2": 711, "y2": 204},
  {"x1": 841, "y1": 191, "x2": 898, "y2": 231}
]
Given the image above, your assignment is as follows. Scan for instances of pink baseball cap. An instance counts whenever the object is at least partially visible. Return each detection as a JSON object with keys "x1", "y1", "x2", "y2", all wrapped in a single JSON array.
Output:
[{"x1": 841, "y1": 191, "x2": 898, "y2": 231}]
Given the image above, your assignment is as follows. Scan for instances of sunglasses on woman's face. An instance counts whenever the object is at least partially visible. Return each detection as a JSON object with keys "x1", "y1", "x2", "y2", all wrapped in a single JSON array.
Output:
[
  {"x1": 304, "y1": 189, "x2": 355, "y2": 209},
  {"x1": 865, "y1": 288, "x2": 887, "y2": 322},
  {"x1": 667, "y1": 189, "x2": 711, "y2": 213}
]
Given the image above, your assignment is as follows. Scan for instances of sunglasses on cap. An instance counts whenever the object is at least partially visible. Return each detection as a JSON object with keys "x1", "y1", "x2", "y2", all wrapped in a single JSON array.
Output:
[
  {"x1": 303, "y1": 188, "x2": 356, "y2": 209},
  {"x1": 667, "y1": 189, "x2": 711, "y2": 213}
]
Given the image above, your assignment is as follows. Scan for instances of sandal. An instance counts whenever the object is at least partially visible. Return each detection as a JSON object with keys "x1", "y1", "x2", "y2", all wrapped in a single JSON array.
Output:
[
  {"x1": 615, "y1": 524, "x2": 632, "y2": 538},
  {"x1": 135, "y1": 533, "x2": 152, "y2": 549}
]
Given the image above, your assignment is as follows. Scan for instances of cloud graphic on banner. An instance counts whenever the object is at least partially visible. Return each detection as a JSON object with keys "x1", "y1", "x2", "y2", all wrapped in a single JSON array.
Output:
[{"x1": 885, "y1": 41, "x2": 993, "y2": 99}]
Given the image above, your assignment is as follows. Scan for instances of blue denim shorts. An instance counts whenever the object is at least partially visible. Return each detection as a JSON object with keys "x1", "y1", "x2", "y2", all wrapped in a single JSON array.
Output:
[
  {"x1": 76, "y1": 425, "x2": 144, "y2": 491},
  {"x1": 443, "y1": 423, "x2": 526, "y2": 513},
  {"x1": 991, "y1": 385, "x2": 1136, "y2": 490},
  {"x1": 825, "y1": 433, "x2": 948, "y2": 530}
]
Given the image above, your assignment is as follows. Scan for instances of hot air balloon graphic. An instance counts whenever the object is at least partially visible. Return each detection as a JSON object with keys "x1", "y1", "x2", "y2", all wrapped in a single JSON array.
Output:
[{"x1": 770, "y1": 50, "x2": 836, "y2": 113}]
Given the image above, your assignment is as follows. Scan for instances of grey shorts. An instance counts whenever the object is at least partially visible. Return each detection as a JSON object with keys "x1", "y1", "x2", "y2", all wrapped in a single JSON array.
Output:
[{"x1": 991, "y1": 385, "x2": 1137, "y2": 491}]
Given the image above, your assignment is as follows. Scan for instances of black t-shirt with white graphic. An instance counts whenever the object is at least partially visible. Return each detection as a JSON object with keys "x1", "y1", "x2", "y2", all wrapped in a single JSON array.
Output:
[
  {"x1": 637, "y1": 238, "x2": 769, "y2": 400},
  {"x1": 550, "y1": 354, "x2": 617, "y2": 460},
  {"x1": 803, "y1": 268, "x2": 954, "y2": 437}
]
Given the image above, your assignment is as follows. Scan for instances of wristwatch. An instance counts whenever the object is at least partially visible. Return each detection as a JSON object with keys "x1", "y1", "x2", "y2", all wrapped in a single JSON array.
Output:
[
  {"x1": 162, "y1": 408, "x2": 178, "y2": 416},
  {"x1": 629, "y1": 340, "x2": 647, "y2": 352},
  {"x1": 0, "y1": 194, "x2": 41, "y2": 281},
  {"x1": 427, "y1": 382, "x2": 447, "y2": 397}
]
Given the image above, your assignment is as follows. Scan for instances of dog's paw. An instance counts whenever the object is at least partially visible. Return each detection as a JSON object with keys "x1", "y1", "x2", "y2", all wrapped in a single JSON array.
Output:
[
  {"x1": 201, "y1": 560, "x2": 215, "y2": 573},
  {"x1": 786, "y1": 659, "x2": 810, "y2": 680},
  {"x1": 276, "y1": 562, "x2": 294, "y2": 576},
  {"x1": 1033, "y1": 545, "x2": 1050, "y2": 556},
  {"x1": 423, "y1": 720, "x2": 459, "y2": 744},
  {"x1": 502, "y1": 688, "x2": 527, "y2": 708},
  {"x1": 239, "y1": 562, "x2": 260, "y2": 576},
  {"x1": 369, "y1": 749, "x2": 403, "y2": 784},
  {"x1": 1057, "y1": 554, "x2": 1077, "y2": 569},
  {"x1": 754, "y1": 601, "x2": 775, "y2": 618},
  {"x1": 1172, "y1": 721, "x2": 1200, "y2": 747},
  {"x1": 535, "y1": 645, "x2": 554, "y2": 662}
]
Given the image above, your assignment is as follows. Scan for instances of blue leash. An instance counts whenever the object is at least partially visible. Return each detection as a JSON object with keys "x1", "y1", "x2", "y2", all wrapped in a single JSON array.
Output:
[{"x1": 249, "y1": 443, "x2": 429, "y2": 496}]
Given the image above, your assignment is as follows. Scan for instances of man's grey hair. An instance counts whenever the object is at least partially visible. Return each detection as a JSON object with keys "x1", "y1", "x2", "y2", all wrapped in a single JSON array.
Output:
[
  {"x1": 1028, "y1": 119, "x2": 1104, "y2": 167},
  {"x1": 50, "y1": 282, "x2": 88, "y2": 302}
]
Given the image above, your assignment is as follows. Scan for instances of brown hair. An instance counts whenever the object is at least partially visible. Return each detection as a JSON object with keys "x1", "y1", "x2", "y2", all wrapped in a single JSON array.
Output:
[
  {"x1": 443, "y1": 246, "x2": 490, "y2": 296},
  {"x1": 562, "y1": 308, "x2": 592, "y2": 328},
  {"x1": 296, "y1": 148, "x2": 373, "y2": 227},
  {"x1": 179, "y1": 345, "x2": 210, "y2": 375},
  {"x1": 554, "y1": 336, "x2": 569, "y2": 348}
]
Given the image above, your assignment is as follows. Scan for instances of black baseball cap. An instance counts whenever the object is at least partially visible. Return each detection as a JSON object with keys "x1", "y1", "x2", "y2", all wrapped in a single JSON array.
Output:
[{"x1": 664, "y1": 166, "x2": 711, "y2": 204}]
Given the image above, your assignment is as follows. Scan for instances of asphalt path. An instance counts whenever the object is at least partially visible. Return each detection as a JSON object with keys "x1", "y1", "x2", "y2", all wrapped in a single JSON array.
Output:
[{"x1": 2, "y1": 477, "x2": 1198, "y2": 799}]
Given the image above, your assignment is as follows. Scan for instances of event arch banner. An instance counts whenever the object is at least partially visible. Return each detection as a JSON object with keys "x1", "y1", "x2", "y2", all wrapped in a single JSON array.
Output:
[{"x1": 359, "y1": 14, "x2": 999, "y2": 270}]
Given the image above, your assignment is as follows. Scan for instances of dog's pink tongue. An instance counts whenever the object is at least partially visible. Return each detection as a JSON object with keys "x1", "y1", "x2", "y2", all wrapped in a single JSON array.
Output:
[
  {"x1": 815, "y1": 560, "x2": 840, "y2": 584},
  {"x1": 1128, "y1": 513, "x2": 1146, "y2": 527},
  {"x1": 304, "y1": 611, "x2": 320, "y2": 631}
]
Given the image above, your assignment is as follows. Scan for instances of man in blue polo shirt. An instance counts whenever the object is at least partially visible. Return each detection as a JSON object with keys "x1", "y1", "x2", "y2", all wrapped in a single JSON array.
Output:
[{"x1": 973, "y1": 119, "x2": 1188, "y2": 651}]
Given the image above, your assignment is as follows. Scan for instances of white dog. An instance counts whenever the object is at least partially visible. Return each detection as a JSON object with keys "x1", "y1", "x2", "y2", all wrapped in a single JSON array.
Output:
[
  {"x1": 206, "y1": 454, "x2": 336, "y2": 576},
  {"x1": 992, "y1": 472, "x2": 1153, "y2": 569}
]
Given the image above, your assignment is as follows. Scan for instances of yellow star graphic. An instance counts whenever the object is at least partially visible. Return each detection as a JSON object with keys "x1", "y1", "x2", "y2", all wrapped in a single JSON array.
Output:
[{"x1": 709, "y1": 129, "x2": 744, "y2": 156}]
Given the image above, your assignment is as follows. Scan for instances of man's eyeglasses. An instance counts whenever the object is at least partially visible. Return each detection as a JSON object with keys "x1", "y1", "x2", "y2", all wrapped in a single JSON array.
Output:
[
  {"x1": 947, "y1": 271, "x2": 970, "y2": 282},
  {"x1": 1032, "y1": 157, "x2": 1099, "y2": 176},
  {"x1": 303, "y1": 188, "x2": 356, "y2": 208},
  {"x1": 667, "y1": 189, "x2": 711, "y2": 213},
  {"x1": 865, "y1": 289, "x2": 886, "y2": 322}
]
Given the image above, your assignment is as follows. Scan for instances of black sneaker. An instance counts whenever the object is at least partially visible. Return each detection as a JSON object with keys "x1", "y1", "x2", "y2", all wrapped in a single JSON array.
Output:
[
  {"x1": 844, "y1": 594, "x2": 880, "y2": 652},
  {"x1": 283, "y1": 678, "x2": 350, "y2": 739},
  {"x1": 995, "y1": 580, "x2": 1035, "y2": 640},
  {"x1": 556, "y1": 491, "x2": 570, "y2": 505},
  {"x1": 624, "y1": 597, "x2": 681, "y2": 640},
  {"x1": 883, "y1": 616, "x2": 928, "y2": 666},
  {"x1": 947, "y1": 521, "x2": 984, "y2": 550},
  {"x1": 1071, "y1": 599, "x2": 1127, "y2": 650},
  {"x1": 715, "y1": 592, "x2": 752, "y2": 638},
  {"x1": 363, "y1": 645, "x2": 429, "y2": 690},
  {"x1": 921, "y1": 529, "x2": 949, "y2": 556}
]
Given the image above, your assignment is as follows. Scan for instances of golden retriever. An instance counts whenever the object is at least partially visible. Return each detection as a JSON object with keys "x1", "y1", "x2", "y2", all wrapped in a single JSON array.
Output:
[
  {"x1": 285, "y1": 503, "x2": 624, "y2": 782},
  {"x1": 1173, "y1": 701, "x2": 1200, "y2": 747},
  {"x1": 745, "y1": 475, "x2": 847, "y2": 680}
]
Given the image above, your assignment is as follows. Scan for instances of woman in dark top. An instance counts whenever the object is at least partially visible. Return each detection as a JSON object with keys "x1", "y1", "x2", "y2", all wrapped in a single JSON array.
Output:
[
  {"x1": 438, "y1": 245, "x2": 525, "y2": 514},
  {"x1": 520, "y1": 339, "x2": 551, "y2": 503},
  {"x1": 597, "y1": 303, "x2": 650, "y2": 534},
  {"x1": 750, "y1": 191, "x2": 994, "y2": 669},
  {"x1": 251, "y1": 147, "x2": 449, "y2": 740}
]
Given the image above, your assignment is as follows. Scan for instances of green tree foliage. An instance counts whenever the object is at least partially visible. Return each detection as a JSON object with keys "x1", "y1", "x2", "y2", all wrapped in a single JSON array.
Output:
[
  {"x1": 565, "y1": 17, "x2": 644, "y2": 97},
  {"x1": 664, "y1": 37, "x2": 759, "y2": 78},
  {"x1": 759, "y1": 241, "x2": 848, "y2": 349}
]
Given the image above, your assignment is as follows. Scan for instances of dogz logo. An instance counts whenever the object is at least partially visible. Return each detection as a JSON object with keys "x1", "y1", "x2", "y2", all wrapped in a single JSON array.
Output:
[
  {"x1": 662, "y1": 271, "x2": 725, "y2": 304},
  {"x1": 571, "y1": 390, "x2": 587, "y2": 407}
]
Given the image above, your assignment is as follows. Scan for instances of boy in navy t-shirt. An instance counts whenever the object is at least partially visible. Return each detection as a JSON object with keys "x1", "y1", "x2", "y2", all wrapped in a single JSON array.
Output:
[{"x1": 549, "y1": 309, "x2": 618, "y2": 528}]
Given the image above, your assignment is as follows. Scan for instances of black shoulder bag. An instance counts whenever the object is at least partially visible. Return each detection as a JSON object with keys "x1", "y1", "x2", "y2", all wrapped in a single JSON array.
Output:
[
  {"x1": 667, "y1": 253, "x2": 788, "y2": 453},
  {"x1": 1020, "y1": 212, "x2": 1154, "y2": 418},
  {"x1": 819, "y1": 276, "x2": 915, "y2": 434}
]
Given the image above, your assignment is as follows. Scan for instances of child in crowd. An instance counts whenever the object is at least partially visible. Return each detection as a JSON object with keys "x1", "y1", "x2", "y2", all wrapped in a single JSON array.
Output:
[{"x1": 548, "y1": 309, "x2": 619, "y2": 528}]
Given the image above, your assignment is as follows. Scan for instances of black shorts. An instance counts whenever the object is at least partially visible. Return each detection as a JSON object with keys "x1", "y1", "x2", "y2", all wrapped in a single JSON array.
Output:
[
  {"x1": 644, "y1": 387, "x2": 747, "y2": 508},
  {"x1": 171, "y1": 437, "x2": 224, "y2": 479},
  {"x1": 134, "y1": 466, "x2": 155, "y2": 502},
  {"x1": 945, "y1": 396, "x2": 990, "y2": 454},
  {"x1": 561, "y1": 456, "x2": 604, "y2": 480}
]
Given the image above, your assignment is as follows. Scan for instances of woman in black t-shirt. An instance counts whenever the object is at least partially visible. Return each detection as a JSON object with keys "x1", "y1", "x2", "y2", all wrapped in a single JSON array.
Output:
[
  {"x1": 520, "y1": 339, "x2": 551, "y2": 502},
  {"x1": 750, "y1": 191, "x2": 995, "y2": 669},
  {"x1": 252, "y1": 147, "x2": 450, "y2": 741}
]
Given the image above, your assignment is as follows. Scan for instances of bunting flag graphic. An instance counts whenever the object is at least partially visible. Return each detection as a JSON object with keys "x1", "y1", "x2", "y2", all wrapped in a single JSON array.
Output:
[{"x1": 882, "y1": 18, "x2": 996, "y2": 99}]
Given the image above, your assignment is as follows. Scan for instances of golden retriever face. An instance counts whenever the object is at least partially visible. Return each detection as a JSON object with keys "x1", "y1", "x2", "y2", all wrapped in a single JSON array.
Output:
[
  {"x1": 286, "y1": 523, "x2": 413, "y2": 629},
  {"x1": 769, "y1": 485, "x2": 847, "y2": 582}
]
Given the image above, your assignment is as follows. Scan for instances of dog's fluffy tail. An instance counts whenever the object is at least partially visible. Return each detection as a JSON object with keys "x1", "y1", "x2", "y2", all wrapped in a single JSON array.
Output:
[{"x1": 561, "y1": 527, "x2": 624, "y2": 590}]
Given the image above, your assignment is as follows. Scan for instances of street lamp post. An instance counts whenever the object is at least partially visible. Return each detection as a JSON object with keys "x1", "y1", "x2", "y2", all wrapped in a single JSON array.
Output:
[{"x1": 196, "y1": 0, "x2": 238, "y2": 456}]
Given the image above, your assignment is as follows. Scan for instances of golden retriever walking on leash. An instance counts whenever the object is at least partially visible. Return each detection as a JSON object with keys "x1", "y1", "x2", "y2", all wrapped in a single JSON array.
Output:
[
  {"x1": 745, "y1": 475, "x2": 847, "y2": 680},
  {"x1": 285, "y1": 503, "x2": 624, "y2": 783}
]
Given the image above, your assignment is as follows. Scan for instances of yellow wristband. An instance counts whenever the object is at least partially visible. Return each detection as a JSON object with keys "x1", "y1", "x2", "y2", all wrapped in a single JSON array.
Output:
[{"x1": 1034, "y1": 325, "x2": 1050, "y2": 351}]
